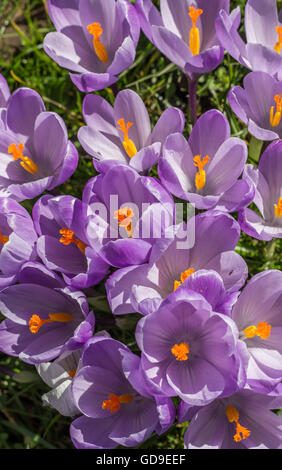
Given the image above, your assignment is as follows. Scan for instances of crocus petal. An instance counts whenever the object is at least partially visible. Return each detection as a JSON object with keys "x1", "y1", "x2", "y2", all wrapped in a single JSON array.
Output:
[
  {"x1": 47, "y1": 0, "x2": 80, "y2": 31},
  {"x1": 151, "y1": 107, "x2": 185, "y2": 144},
  {"x1": 69, "y1": 71, "x2": 119, "y2": 93},
  {"x1": 151, "y1": 25, "x2": 192, "y2": 71},
  {"x1": 245, "y1": 0, "x2": 279, "y2": 48}
]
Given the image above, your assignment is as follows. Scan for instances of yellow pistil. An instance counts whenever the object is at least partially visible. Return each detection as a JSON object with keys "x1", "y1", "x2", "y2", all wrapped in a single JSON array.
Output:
[
  {"x1": 87, "y1": 22, "x2": 108, "y2": 63},
  {"x1": 174, "y1": 267, "x2": 195, "y2": 291},
  {"x1": 67, "y1": 369, "x2": 77, "y2": 379},
  {"x1": 244, "y1": 321, "x2": 271, "y2": 340},
  {"x1": 29, "y1": 313, "x2": 73, "y2": 334},
  {"x1": 188, "y1": 6, "x2": 203, "y2": 56},
  {"x1": 225, "y1": 405, "x2": 251, "y2": 442},
  {"x1": 270, "y1": 94, "x2": 282, "y2": 127},
  {"x1": 102, "y1": 393, "x2": 133, "y2": 413},
  {"x1": 274, "y1": 26, "x2": 282, "y2": 54},
  {"x1": 275, "y1": 197, "x2": 282, "y2": 217},
  {"x1": 171, "y1": 342, "x2": 189, "y2": 361},
  {"x1": 0, "y1": 230, "x2": 9, "y2": 245},
  {"x1": 193, "y1": 155, "x2": 210, "y2": 190},
  {"x1": 8, "y1": 143, "x2": 38, "y2": 175},
  {"x1": 59, "y1": 228, "x2": 87, "y2": 255},
  {"x1": 116, "y1": 119, "x2": 138, "y2": 158},
  {"x1": 114, "y1": 206, "x2": 134, "y2": 238}
]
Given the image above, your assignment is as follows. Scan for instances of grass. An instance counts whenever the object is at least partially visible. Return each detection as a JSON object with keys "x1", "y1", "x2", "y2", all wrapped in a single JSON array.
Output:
[{"x1": 0, "y1": 0, "x2": 281, "y2": 449}]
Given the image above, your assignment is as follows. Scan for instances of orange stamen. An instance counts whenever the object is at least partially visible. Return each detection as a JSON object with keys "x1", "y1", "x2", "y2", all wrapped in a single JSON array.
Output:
[
  {"x1": 193, "y1": 155, "x2": 210, "y2": 190},
  {"x1": 274, "y1": 26, "x2": 282, "y2": 54},
  {"x1": 174, "y1": 267, "x2": 195, "y2": 291},
  {"x1": 29, "y1": 313, "x2": 73, "y2": 334},
  {"x1": 171, "y1": 342, "x2": 189, "y2": 361},
  {"x1": 8, "y1": 143, "x2": 38, "y2": 175},
  {"x1": 275, "y1": 197, "x2": 282, "y2": 217},
  {"x1": 59, "y1": 228, "x2": 87, "y2": 255},
  {"x1": 67, "y1": 369, "x2": 77, "y2": 379},
  {"x1": 188, "y1": 6, "x2": 203, "y2": 56},
  {"x1": 102, "y1": 393, "x2": 133, "y2": 413},
  {"x1": 244, "y1": 321, "x2": 271, "y2": 340},
  {"x1": 87, "y1": 22, "x2": 108, "y2": 63},
  {"x1": 226, "y1": 405, "x2": 251, "y2": 442},
  {"x1": 270, "y1": 94, "x2": 282, "y2": 127},
  {"x1": 116, "y1": 119, "x2": 138, "y2": 158},
  {"x1": 0, "y1": 230, "x2": 9, "y2": 245},
  {"x1": 114, "y1": 206, "x2": 134, "y2": 238}
]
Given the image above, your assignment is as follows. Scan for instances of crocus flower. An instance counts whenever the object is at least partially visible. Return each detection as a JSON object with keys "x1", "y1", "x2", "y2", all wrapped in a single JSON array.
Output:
[
  {"x1": 228, "y1": 71, "x2": 282, "y2": 141},
  {"x1": 216, "y1": 0, "x2": 282, "y2": 79},
  {"x1": 70, "y1": 336, "x2": 175, "y2": 449},
  {"x1": 0, "y1": 88, "x2": 78, "y2": 201},
  {"x1": 83, "y1": 163, "x2": 175, "y2": 268},
  {"x1": 78, "y1": 89, "x2": 185, "y2": 174},
  {"x1": 0, "y1": 198, "x2": 37, "y2": 289},
  {"x1": 33, "y1": 194, "x2": 109, "y2": 289},
  {"x1": 43, "y1": 0, "x2": 140, "y2": 93},
  {"x1": 179, "y1": 390, "x2": 282, "y2": 449},
  {"x1": 136, "y1": 287, "x2": 245, "y2": 405},
  {"x1": 0, "y1": 74, "x2": 10, "y2": 130},
  {"x1": 106, "y1": 211, "x2": 247, "y2": 315},
  {"x1": 36, "y1": 349, "x2": 82, "y2": 417},
  {"x1": 230, "y1": 270, "x2": 282, "y2": 395},
  {"x1": 0, "y1": 276, "x2": 94, "y2": 364},
  {"x1": 239, "y1": 141, "x2": 282, "y2": 241},
  {"x1": 135, "y1": 0, "x2": 229, "y2": 80},
  {"x1": 158, "y1": 109, "x2": 253, "y2": 211}
]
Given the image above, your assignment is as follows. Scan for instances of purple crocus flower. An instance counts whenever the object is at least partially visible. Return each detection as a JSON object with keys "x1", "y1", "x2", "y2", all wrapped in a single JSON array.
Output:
[
  {"x1": 36, "y1": 349, "x2": 82, "y2": 417},
  {"x1": 239, "y1": 141, "x2": 282, "y2": 241},
  {"x1": 135, "y1": 0, "x2": 229, "y2": 80},
  {"x1": 106, "y1": 211, "x2": 247, "y2": 316},
  {"x1": 0, "y1": 88, "x2": 78, "y2": 201},
  {"x1": 0, "y1": 198, "x2": 37, "y2": 289},
  {"x1": 228, "y1": 71, "x2": 282, "y2": 141},
  {"x1": 179, "y1": 390, "x2": 282, "y2": 449},
  {"x1": 158, "y1": 110, "x2": 253, "y2": 211},
  {"x1": 0, "y1": 74, "x2": 10, "y2": 129},
  {"x1": 230, "y1": 270, "x2": 282, "y2": 395},
  {"x1": 43, "y1": 0, "x2": 140, "y2": 93},
  {"x1": 83, "y1": 163, "x2": 175, "y2": 268},
  {"x1": 70, "y1": 336, "x2": 175, "y2": 449},
  {"x1": 136, "y1": 287, "x2": 245, "y2": 406},
  {"x1": 78, "y1": 89, "x2": 185, "y2": 174},
  {"x1": 216, "y1": 0, "x2": 282, "y2": 79},
  {"x1": 33, "y1": 194, "x2": 109, "y2": 289},
  {"x1": 0, "y1": 274, "x2": 94, "y2": 364}
]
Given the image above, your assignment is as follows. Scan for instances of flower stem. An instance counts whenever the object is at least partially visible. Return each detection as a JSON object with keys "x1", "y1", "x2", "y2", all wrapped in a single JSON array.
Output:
[{"x1": 188, "y1": 77, "x2": 198, "y2": 125}]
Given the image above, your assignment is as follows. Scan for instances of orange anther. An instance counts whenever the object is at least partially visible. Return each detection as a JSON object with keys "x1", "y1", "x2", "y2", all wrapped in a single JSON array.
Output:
[
  {"x1": 270, "y1": 94, "x2": 282, "y2": 127},
  {"x1": 274, "y1": 197, "x2": 282, "y2": 218},
  {"x1": 174, "y1": 267, "x2": 195, "y2": 291},
  {"x1": 8, "y1": 143, "x2": 38, "y2": 175},
  {"x1": 274, "y1": 26, "x2": 282, "y2": 54},
  {"x1": 87, "y1": 22, "x2": 108, "y2": 63},
  {"x1": 59, "y1": 228, "x2": 87, "y2": 255},
  {"x1": 117, "y1": 119, "x2": 137, "y2": 158},
  {"x1": 0, "y1": 230, "x2": 9, "y2": 245},
  {"x1": 244, "y1": 321, "x2": 271, "y2": 340},
  {"x1": 114, "y1": 207, "x2": 134, "y2": 238},
  {"x1": 226, "y1": 405, "x2": 251, "y2": 442},
  {"x1": 29, "y1": 312, "x2": 72, "y2": 334},
  {"x1": 193, "y1": 155, "x2": 210, "y2": 190},
  {"x1": 188, "y1": 6, "x2": 203, "y2": 56},
  {"x1": 171, "y1": 342, "x2": 189, "y2": 361},
  {"x1": 102, "y1": 393, "x2": 133, "y2": 413}
]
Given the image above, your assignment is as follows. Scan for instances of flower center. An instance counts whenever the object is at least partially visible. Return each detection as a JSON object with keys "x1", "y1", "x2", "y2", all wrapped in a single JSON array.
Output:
[
  {"x1": 114, "y1": 206, "x2": 134, "y2": 238},
  {"x1": 67, "y1": 369, "x2": 77, "y2": 379},
  {"x1": 244, "y1": 321, "x2": 271, "y2": 340},
  {"x1": 102, "y1": 393, "x2": 133, "y2": 413},
  {"x1": 188, "y1": 6, "x2": 203, "y2": 56},
  {"x1": 0, "y1": 229, "x2": 9, "y2": 245},
  {"x1": 193, "y1": 154, "x2": 210, "y2": 190},
  {"x1": 275, "y1": 197, "x2": 282, "y2": 217},
  {"x1": 274, "y1": 26, "x2": 282, "y2": 54},
  {"x1": 59, "y1": 228, "x2": 87, "y2": 255},
  {"x1": 29, "y1": 313, "x2": 73, "y2": 334},
  {"x1": 87, "y1": 22, "x2": 108, "y2": 63},
  {"x1": 270, "y1": 94, "x2": 282, "y2": 127},
  {"x1": 225, "y1": 405, "x2": 251, "y2": 442},
  {"x1": 116, "y1": 119, "x2": 138, "y2": 158},
  {"x1": 171, "y1": 342, "x2": 189, "y2": 361},
  {"x1": 8, "y1": 143, "x2": 38, "y2": 175},
  {"x1": 174, "y1": 267, "x2": 195, "y2": 291}
]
